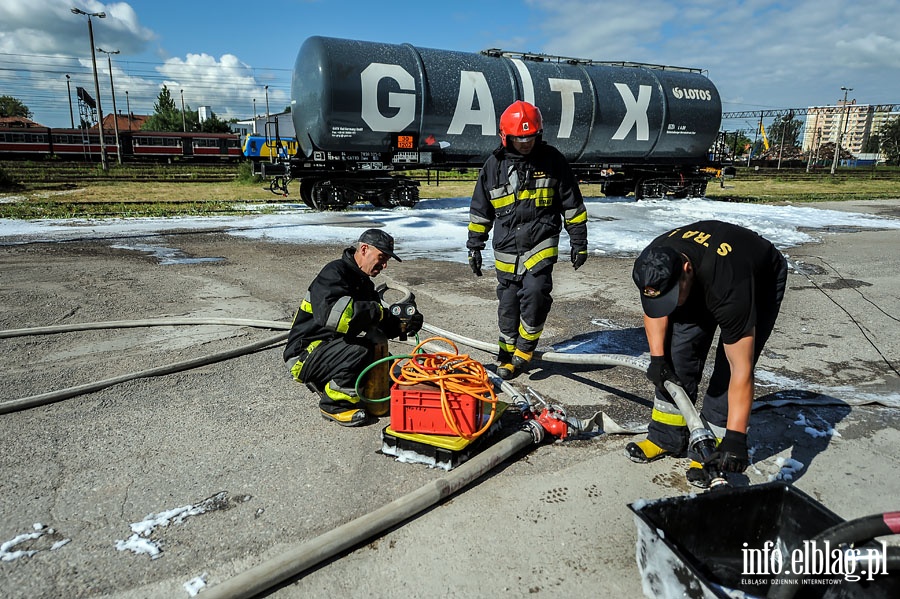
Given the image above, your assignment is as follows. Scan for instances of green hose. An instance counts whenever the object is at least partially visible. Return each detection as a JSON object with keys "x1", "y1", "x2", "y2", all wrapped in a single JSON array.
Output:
[
  {"x1": 353, "y1": 332, "x2": 426, "y2": 404},
  {"x1": 354, "y1": 353, "x2": 413, "y2": 404}
]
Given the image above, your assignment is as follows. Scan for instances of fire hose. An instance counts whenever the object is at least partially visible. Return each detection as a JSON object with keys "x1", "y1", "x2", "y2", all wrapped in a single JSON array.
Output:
[
  {"x1": 200, "y1": 395, "x2": 552, "y2": 599},
  {"x1": 420, "y1": 321, "x2": 727, "y2": 483},
  {"x1": 197, "y1": 328, "x2": 725, "y2": 597}
]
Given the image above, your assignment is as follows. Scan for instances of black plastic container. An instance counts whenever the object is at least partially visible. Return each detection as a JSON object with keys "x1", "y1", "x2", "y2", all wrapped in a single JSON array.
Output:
[{"x1": 630, "y1": 482, "x2": 898, "y2": 598}]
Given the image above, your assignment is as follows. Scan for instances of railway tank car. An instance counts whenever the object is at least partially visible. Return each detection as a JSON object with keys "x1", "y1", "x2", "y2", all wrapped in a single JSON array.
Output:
[{"x1": 271, "y1": 35, "x2": 724, "y2": 209}]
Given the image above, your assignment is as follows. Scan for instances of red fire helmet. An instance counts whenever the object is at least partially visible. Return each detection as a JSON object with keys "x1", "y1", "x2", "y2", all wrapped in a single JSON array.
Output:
[{"x1": 499, "y1": 100, "x2": 543, "y2": 146}]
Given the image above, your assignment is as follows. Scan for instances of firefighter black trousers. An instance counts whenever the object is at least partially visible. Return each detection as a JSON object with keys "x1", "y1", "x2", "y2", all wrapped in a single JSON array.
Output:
[
  {"x1": 496, "y1": 267, "x2": 553, "y2": 356},
  {"x1": 648, "y1": 256, "x2": 789, "y2": 452},
  {"x1": 291, "y1": 336, "x2": 377, "y2": 397}
]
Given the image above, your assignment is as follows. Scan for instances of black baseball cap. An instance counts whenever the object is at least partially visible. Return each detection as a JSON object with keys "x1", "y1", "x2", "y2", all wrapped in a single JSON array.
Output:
[
  {"x1": 358, "y1": 229, "x2": 402, "y2": 262},
  {"x1": 632, "y1": 245, "x2": 684, "y2": 318}
]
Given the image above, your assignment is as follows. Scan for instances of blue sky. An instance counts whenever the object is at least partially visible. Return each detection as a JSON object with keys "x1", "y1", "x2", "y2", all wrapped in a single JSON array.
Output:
[{"x1": 2, "y1": 0, "x2": 899, "y2": 130}]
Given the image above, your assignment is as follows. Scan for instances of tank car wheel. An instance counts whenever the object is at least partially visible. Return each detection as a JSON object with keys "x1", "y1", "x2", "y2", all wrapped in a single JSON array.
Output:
[
  {"x1": 634, "y1": 179, "x2": 645, "y2": 201},
  {"x1": 311, "y1": 181, "x2": 353, "y2": 211},
  {"x1": 395, "y1": 185, "x2": 419, "y2": 208},
  {"x1": 299, "y1": 179, "x2": 318, "y2": 209}
]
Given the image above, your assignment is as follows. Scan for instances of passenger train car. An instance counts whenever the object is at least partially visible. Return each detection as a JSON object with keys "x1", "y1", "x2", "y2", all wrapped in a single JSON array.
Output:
[
  {"x1": 0, "y1": 127, "x2": 242, "y2": 161},
  {"x1": 241, "y1": 134, "x2": 299, "y2": 161}
]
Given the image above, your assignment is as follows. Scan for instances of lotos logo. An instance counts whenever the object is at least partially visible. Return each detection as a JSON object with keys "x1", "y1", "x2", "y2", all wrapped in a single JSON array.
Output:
[{"x1": 672, "y1": 87, "x2": 712, "y2": 101}]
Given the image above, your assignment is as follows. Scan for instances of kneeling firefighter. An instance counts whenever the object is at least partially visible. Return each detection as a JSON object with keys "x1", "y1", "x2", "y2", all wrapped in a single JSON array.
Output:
[
  {"x1": 283, "y1": 229, "x2": 424, "y2": 426},
  {"x1": 467, "y1": 100, "x2": 589, "y2": 380}
]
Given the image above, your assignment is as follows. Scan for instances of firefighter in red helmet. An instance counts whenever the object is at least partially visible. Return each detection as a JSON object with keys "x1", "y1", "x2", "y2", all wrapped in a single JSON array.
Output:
[{"x1": 467, "y1": 100, "x2": 589, "y2": 380}]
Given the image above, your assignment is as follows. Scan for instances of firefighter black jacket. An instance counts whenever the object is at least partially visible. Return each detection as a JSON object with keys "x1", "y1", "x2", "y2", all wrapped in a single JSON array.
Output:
[
  {"x1": 283, "y1": 248, "x2": 401, "y2": 361},
  {"x1": 467, "y1": 141, "x2": 588, "y2": 280}
]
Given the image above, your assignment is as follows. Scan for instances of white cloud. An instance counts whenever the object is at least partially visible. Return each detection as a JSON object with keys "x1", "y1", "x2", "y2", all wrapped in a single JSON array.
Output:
[
  {"x1": 0, "y1": 0, "x2": 154, "y2": 55},
  {"x1": 154, "y1": 53, "x2": 272, "y2": 121},
  {"x1": 837, "y1": 33, "x2": 900, "y2": 68},
  {"x1": 526, "y1": 0, "x2": 900, "y2": 111},
  {"x1": 0, "y1": 0, "x2": 271, "y2": 125}
]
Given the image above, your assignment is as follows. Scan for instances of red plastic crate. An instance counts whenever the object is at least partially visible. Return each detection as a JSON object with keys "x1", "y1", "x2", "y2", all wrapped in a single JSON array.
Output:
[{"x1": 390, "y1": 382, "x2": 483, "y2": 436}]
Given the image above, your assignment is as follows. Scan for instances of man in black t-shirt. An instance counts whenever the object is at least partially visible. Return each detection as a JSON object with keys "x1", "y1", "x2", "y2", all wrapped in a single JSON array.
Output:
[{"x1": 627, "y1": 220, "x2": 788, "y2": 487}]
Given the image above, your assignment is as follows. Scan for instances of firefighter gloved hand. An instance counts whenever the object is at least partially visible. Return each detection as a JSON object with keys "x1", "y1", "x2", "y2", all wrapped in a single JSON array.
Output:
[
  {"x1": 706, "y1": 430, "x2": 749, "y2": 473},
  {"x1": 571, "y1": 245, "x2": 588, "y2": 270},
  {"x1": 407, "y1": 311, "x2": 424, "y2": 336},
  {"x1": 646, "y1": 355, "x2": 680, "y2": 387},
  {"x1": 468, "y1": 249, "x2": 483, "y2": 277}
]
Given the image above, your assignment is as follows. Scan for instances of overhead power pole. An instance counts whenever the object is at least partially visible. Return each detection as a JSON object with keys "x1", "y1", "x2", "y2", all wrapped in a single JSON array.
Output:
[
  {"x1": 98, "y1": 48, "x2": 121, "y2": 165},
  {"x1": 830, "y1": 86, "x2": 853, "y2": 176},
  {"x1": 71, "y1": 7, "x2": 108, "y2": 172}
]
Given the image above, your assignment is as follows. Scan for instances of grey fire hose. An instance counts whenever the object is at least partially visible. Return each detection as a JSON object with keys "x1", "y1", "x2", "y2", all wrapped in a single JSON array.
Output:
[
  {"x1": 200, "y1": 329, "x2": 711, "y2": 597},
  {"x1": 0, "y1": 317, "x2": 289, "y2": 339},
  {"x1": 201, "y1": 426, "x2": 542, "y2": 599},
  {"x1": 422, "y1": 322, "x2": 648, "y2": 371},
  {"x1": 0, "y1": 318, "x2": 289, "y2": 414},
  {"x1": 1, "y1": 332, "x2": 288, "y2": 414},
  {"x1": 423, "y1": 323, "x2": 714, "y2": 432}
]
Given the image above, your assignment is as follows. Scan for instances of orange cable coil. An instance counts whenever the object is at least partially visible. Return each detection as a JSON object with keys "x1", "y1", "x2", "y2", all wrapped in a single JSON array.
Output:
[{"x1": 390, "y1": 337, "x2": 498, "y2": 440}]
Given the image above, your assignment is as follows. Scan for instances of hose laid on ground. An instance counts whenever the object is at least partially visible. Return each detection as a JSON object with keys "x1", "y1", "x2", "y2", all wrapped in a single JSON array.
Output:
[
  {"x1": 0, "y1": 318, "x2": 290, "y2": 414},
  {"x1": 421, "y1": 322, "x2": 649, "y2": 371},
  {"x1": 0, "y1": 317, "x2": 290, "y2": 339},
  {"x1": 0, "y1": 331, "x2": 288, "y2": 415},
  {"x1": 201, "y1": 427, "x2": 540, "y2": 599},
  {"x1": 1, "y1": 318, "x2": 291, "y2": 414},
  {"x1": 421, "y1": 322, "x2": 715, "y2": 456}
]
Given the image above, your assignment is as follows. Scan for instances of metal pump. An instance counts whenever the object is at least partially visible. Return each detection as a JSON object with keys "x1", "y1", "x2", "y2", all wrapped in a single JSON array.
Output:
[
  {"x1": 377, "y1": 283, "x2": 421, "y2": 342},
  {"x1": 520, "y1": 387, "x2": 584, "y2": 441},
  {"x1": 389, "y1": 294, "x2": 419, "y2": 341}
]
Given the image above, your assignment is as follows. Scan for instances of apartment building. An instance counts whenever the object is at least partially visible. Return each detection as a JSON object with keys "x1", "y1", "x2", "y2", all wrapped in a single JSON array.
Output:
[{"x1": 801, "y1": 99, "x2": 873, "y2": 155}]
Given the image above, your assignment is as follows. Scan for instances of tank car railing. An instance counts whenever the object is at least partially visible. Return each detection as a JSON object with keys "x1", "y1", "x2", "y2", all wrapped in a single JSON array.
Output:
[{"x1": 480, "y1": 48, "x2": 705, "y2": 73}]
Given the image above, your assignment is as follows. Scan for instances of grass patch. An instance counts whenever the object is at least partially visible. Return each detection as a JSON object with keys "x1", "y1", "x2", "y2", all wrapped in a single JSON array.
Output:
[
  {"x1": 1, "y1": 199, "x2": 249, "y2": 219},
  {"x1": 704, "y1": 178, "x2": 900, "y2": 203}
]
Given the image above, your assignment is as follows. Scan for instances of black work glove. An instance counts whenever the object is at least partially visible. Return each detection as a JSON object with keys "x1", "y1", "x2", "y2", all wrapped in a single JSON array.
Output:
[
  {"x1": 468, "y1": 249, "x2": 483, "y2": 277},
  {"x1": 646, "y1": 355, "x2": 680, "y2": 387},
  {"x1": 407, "y1": 311, "x2": 424, "y2": 336},
  {"x1": 571, "y1": 245, "x2": 588, "y2": 270},
  {"x1": 706, "y1": 430, "x2": 749, "y2": 473}
]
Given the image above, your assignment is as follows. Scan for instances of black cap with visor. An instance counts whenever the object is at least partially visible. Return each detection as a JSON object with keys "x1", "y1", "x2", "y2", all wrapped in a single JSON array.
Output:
[
  {"x1": 358, "y1": 229, "x2": 402, "y2": 262},
  {"x1": 632, "y1": 246, "x2": 684, "y2": 318}
]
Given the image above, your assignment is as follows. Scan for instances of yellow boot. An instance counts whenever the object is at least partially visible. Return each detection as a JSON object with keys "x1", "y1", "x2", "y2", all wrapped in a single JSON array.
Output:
[
  {"x1": 317, "y1": 382, "x2": 368, "y2": 427},
  {"x1": 624, "y1": 439, "x2": 670, "y2": 463},
  {"x1": 686, "y1": 460, "x2": 711, "y2": 489}
]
